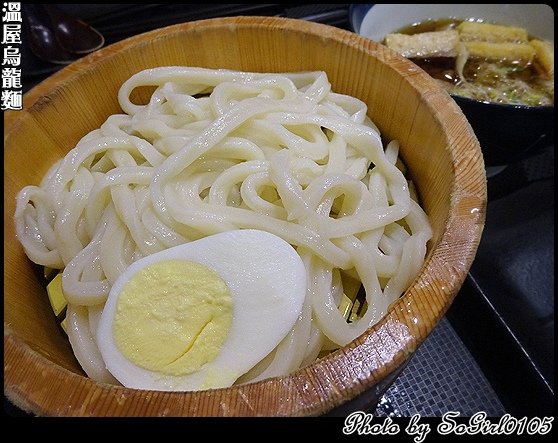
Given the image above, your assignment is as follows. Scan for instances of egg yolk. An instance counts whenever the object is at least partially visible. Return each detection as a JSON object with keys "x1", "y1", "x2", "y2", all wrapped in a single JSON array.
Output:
[{"x1": 113, "y1": 259, "x2": 233, "y2": 376}]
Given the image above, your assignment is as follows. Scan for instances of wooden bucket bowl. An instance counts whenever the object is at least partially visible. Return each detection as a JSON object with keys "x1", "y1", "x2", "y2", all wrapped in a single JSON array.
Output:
[{"x1": 4, "y1": 17, "x2": 486, "y2": 416}]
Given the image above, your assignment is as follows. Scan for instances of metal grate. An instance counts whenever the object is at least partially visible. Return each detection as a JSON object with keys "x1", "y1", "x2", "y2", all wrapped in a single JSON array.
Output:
[{"x1": 375, "y1": 318, "x2": 507, "y2": 417}]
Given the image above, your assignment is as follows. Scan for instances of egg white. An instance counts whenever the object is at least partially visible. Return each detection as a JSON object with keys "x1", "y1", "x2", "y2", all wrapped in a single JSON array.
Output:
[{"x1": 96, "y1": 229, "x2": 307, "y2": 391}]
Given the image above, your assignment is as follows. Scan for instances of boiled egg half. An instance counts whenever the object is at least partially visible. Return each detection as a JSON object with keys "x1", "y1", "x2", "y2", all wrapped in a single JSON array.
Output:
[{"x1": 96, "y1": 229, "x2": 306, "y2": 391}]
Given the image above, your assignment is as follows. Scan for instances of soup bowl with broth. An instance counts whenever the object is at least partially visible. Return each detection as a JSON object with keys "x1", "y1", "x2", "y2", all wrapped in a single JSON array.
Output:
[
  {"x1": 351, "y1": 4, "x2": 554, "y2": 169},
  {"x1": 4, "y1": 16, "x2": 486, "y2": 416}
]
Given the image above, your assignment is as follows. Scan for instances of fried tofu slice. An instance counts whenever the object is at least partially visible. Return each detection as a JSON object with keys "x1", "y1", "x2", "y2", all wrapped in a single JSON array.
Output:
[
  {"x1": 457, "y1": 21, "x2": 528, "y2": 43},
  {"x1": 530, "y1": 39, "x2": 554, "y2": 77},
  {"x1": 464, "y1": 41, "x2": 536, "y2": 64},
  {"x1": 384, "y1": 30, "x2": 459, "y2": 58}
]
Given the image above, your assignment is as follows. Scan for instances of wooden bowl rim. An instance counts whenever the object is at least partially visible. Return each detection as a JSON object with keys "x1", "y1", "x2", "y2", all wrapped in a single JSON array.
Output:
[{"x1": 4, "y1": 16, "x2": 486, "y2": 417}]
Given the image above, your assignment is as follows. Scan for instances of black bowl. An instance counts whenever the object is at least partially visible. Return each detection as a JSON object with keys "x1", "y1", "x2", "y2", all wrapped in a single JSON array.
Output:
[{"x1": 453, "y1": 96, "x2": 554, "y2": 167}]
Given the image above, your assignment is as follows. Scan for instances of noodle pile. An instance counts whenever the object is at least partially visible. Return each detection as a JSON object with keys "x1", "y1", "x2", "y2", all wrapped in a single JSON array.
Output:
[{"x1": 14, "y1": 67, "x2": 432, "y2": 385}]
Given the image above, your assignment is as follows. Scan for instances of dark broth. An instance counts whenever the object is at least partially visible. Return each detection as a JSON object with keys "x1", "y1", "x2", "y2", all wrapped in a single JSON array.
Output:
[{"x1": 393, "y1": 18, "x2": 554, "y2": 107}]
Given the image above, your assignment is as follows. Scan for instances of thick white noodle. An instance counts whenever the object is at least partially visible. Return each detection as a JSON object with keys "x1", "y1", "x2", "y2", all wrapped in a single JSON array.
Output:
[
  {"x1": 14, "y1": 67, "x2": 432, "y2": 386},
  {"x1": 66, "y1": 304, "x2": 119, "y2": 384}
]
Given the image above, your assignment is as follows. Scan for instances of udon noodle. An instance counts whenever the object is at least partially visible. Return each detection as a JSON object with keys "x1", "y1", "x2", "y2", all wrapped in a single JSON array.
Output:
[{"x1": 14, "y1": 67, "x2": 432, "y2": 385}]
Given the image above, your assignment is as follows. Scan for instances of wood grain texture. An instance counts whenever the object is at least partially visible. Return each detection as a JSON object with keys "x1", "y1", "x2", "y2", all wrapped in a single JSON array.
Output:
[{"x1": 4, "y1": 16, "x2": 486, "y2": 416}]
